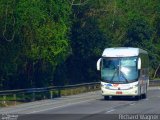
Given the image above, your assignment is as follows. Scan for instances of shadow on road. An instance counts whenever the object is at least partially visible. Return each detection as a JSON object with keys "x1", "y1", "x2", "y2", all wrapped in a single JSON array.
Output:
[{"x1": 99, "y1": 96, "x2": 140, "y2": 101}]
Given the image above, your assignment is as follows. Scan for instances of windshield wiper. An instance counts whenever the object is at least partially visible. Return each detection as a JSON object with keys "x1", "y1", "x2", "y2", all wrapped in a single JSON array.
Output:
[
  {"x1": 110, "y1": 68, "x2": 118, "y2": 83},
  {"x1": 119, "y1": 70, "x2": 129, "y2": 83}
]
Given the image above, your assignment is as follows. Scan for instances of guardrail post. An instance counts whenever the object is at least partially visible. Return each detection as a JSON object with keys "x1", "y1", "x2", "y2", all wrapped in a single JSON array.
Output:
[
  {"x1": 93, "y1": 85, "x2": 96, "y2": 90},
  {"x1": 13, "y1": 94, "x2": 16, "y2": 105},
  {"x1": 43, "y1": 95, "x2": 46, "y2": 100},
  {"x1": 3, "y1": 95, "x2": 7, "y2": 106},
  {"x1": 22, "y1": 93, "x2": 25, "y2": 101},
  {"x1": 32, "y1": 92, "x2": 35, "y2": 101},
  {"x1": 50, "y1": 91, "x2": 53, "y2": 99}
]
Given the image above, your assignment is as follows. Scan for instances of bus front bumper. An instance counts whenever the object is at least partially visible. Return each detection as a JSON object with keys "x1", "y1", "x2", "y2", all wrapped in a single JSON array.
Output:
[{"x1": 101, "y1": 87, "x2": 139, "y2": 96}]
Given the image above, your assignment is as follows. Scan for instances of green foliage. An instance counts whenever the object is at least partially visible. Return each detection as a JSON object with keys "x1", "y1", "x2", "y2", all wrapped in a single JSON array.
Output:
[
  {"x1": 1, "y1": 0, "x2": 160, "y2": 89},
  {"x1": 0, "y1": 0, "x2": 71, "y2": 89},
  {"x1": 15, "y1": 0, "x2": 71, "y2": 65},
  {"x1": 124, "y1": 18, "x2": 152, "y2": 47}
]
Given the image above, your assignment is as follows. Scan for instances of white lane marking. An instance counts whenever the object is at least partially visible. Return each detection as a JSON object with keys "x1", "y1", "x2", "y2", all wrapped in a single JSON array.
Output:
[
  {"x1": 105, "y1": 109, "x2": 115, "y2": 113},
  {"x1": 27, "y1": 98, "x2": 96, "y2": 114},
  {"x1": 130, "y1": 103, "x2": 135, "y2": 106}
]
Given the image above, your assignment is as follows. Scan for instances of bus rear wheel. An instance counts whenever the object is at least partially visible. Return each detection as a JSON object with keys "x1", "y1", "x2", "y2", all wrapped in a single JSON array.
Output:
[
  {"x1": 135, "y1": 95, "x2": 141, "y2": 100},
  {"x1": 142, "y1": 85, "x2": 147, "y2": 99},
  {"x1": 142, "y1": 93, "x2": 147, "y2": 99}
]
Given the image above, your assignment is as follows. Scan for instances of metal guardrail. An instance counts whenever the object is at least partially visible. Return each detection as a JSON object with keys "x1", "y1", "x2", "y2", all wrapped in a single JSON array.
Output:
[
  {"x1": 0, "y1": 80, "x2": 159, "y2": 105},
  {"x1": 149, "y1": 80, "x2": 160, "y2": 86},
  {"x1": 0, "y1": 82, "x2": 100, "y2": 96},
  {"x1": 0, "y1": 82, "x2": 100, "y2": 105}
]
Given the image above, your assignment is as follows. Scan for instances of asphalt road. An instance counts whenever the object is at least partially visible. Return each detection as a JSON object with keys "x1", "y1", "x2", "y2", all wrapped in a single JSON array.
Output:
[{"x1": 0, "y1": 87, "x2": 160, "y2": 120}]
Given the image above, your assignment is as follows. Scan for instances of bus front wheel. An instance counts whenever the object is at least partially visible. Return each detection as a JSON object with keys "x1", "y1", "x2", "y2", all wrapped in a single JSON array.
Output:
[
  {"x1": 104, "y1": 96, "x2": 110, "y2": 100},
  {"x1": 142, "y1": 93, "x2": 147, "y2": 99}
]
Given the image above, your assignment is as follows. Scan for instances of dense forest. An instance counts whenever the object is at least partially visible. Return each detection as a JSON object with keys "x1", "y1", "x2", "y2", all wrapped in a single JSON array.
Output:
[{"x1": 0, "y1": 0, "x2": 160, "y2": 90}]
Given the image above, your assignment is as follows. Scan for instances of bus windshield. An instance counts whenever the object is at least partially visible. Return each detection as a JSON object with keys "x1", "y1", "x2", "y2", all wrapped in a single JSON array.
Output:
[{"x1": 101, "y1": 57, "x2": 138, "y2": 83}]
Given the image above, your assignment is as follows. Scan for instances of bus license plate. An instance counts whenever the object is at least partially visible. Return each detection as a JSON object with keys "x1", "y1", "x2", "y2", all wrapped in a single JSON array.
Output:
[{"x1": 116, "y1": 91, "x2": 122, "y2": 94}]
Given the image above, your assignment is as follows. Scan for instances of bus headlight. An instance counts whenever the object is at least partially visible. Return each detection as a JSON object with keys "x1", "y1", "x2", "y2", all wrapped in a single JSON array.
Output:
[
  {"x1": 129, "y1": 87, "x2": 133, "y2": 89},
  {"x1": 101, "y1": 83, "x2": 105, "y2": 88},
  {"x1": 133, "y1": 84, "x2": 139, "y2": 93},
  {"x1": 101, "y1": 83, "x2": 110, "y2": 89}
]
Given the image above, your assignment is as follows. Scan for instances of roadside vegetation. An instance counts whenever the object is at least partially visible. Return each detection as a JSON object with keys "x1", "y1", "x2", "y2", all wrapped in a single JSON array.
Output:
[{"x1": 0, "y1": 0, "x2": 160, "y2": 90}]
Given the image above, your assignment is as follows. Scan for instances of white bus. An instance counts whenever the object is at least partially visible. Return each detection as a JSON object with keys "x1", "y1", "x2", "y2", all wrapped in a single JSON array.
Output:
[{"x1": 97, "y1": 47, "x2": 149, "y2": 100}]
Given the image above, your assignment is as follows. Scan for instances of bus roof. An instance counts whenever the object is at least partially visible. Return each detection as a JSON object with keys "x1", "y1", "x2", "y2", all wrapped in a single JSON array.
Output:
[{"x1": 102, "y1": 47, "x2": 147, "y2": 57}]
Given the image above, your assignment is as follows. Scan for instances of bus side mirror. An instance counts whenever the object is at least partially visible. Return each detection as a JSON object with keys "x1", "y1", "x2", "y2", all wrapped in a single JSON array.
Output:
[
  {"x1": 97, "y1": 58, "x2": 102, "y2": 71},
  {"x1": 138, "y1": 58, "x2": 141, "y2": 69}
]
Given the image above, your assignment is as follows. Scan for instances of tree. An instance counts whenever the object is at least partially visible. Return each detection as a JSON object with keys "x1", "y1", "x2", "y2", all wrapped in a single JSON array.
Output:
[{"x1": 0, "y1": 0, "x2": 72, "y2": 89}]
